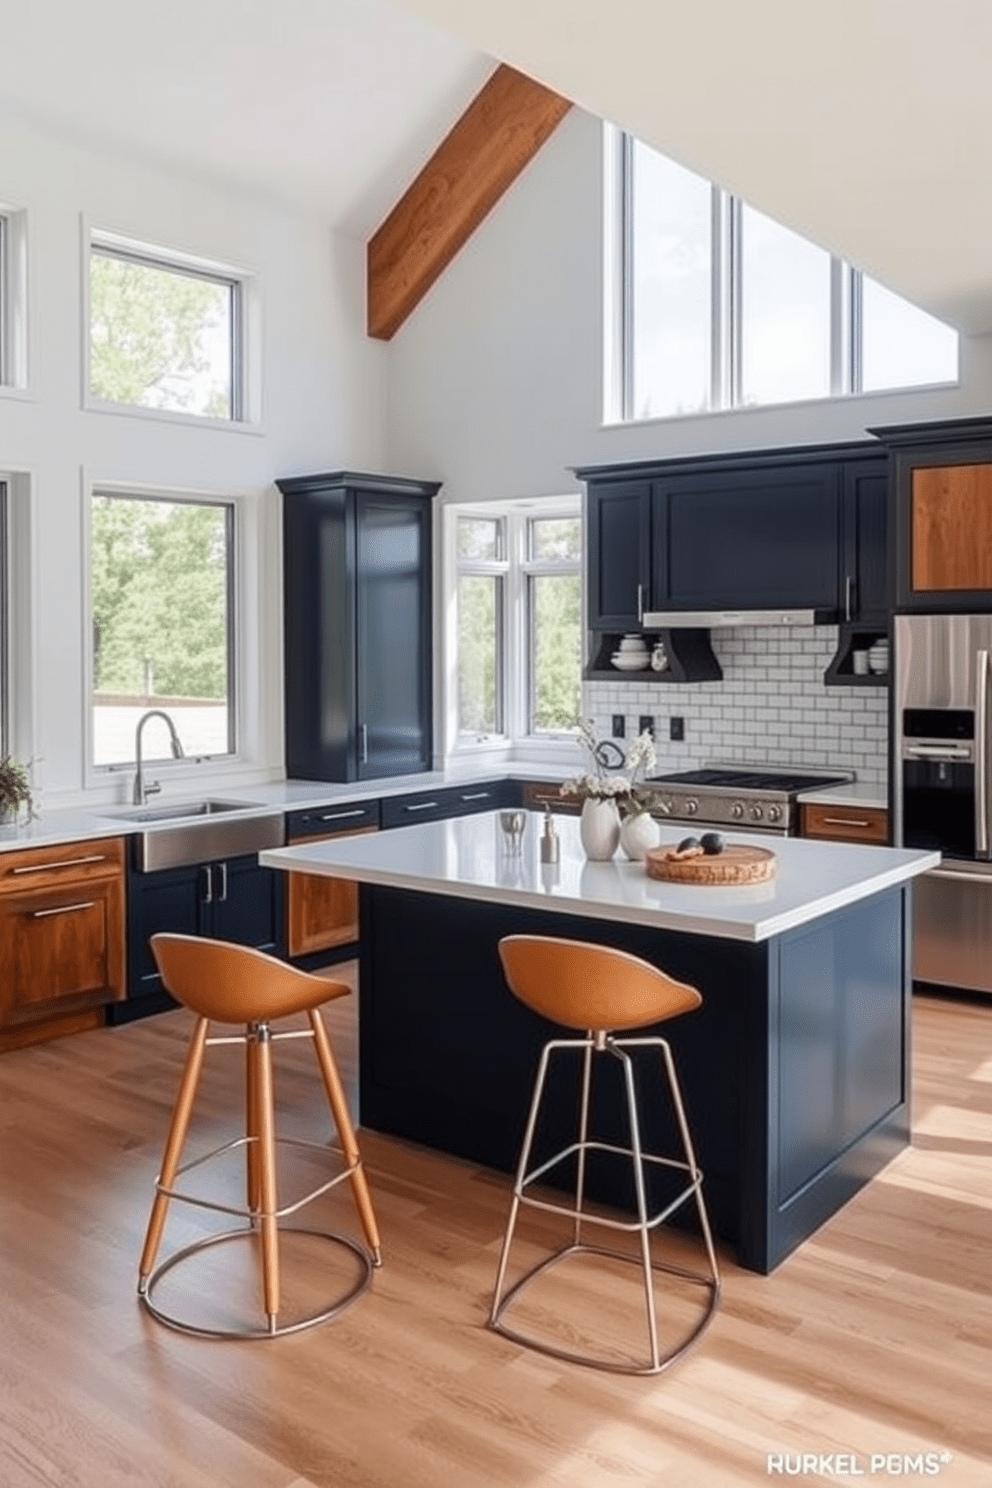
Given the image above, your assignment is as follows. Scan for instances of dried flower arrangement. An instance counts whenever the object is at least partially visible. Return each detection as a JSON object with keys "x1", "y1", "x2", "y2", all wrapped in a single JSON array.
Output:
[{"x1": 560, "y1": 720, "x2": 658, "y2": 821}]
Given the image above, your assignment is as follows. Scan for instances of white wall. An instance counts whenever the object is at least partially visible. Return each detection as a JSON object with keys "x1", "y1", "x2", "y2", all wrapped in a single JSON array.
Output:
[
  {"x1": 0, "y1": 114, "x2": 387, "y2": 808},
  {"x1": 386, "y1": 108, "x2": 992, "y2": 782}
]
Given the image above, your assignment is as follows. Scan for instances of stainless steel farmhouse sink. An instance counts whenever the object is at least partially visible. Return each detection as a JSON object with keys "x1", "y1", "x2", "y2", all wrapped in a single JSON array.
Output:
[{"x1": 100, "y1": 801, "x2": 285, "y2": 872}]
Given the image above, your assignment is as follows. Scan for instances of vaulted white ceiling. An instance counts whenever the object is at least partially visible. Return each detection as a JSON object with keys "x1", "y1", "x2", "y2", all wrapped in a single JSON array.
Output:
[
  {"x1": 3, "y1": 0, "x2": 989, "y2": 334},
  {"x1": 0, "y1": 0, "x2": 492, "y2": 236},
  {"x1": 395, "y1": 0, "x2": 992, "y2": 335}
]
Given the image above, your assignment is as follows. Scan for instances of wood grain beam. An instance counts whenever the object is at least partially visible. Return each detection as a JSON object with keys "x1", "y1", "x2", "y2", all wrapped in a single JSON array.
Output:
[{"x1": 367, "y1": 64, "x2": 572, "y2": 340}]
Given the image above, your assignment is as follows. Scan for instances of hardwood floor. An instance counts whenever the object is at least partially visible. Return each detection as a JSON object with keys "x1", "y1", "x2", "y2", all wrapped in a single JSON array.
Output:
[{"x1": 1, "y1": 981, "x2": 990, "y2": 1486}]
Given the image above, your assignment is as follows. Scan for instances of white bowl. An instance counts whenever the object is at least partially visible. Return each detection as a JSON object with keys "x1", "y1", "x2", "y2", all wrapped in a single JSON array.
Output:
[
  {"x1": 618, "y1": 636, "x2": 648, "y2": 654},
  {"x1": 611, "y1": 652, "x2": 649, "y2": 671}
]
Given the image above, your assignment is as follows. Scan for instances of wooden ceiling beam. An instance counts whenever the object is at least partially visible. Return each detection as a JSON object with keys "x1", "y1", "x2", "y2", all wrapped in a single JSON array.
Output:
[{"x1": 367, "y1": 64, "x2": 572, "y2": 340}]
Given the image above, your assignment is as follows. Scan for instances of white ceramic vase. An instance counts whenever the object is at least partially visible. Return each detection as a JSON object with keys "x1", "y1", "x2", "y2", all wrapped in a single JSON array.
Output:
[
  {"x1": 619, "y1": 811, "x2": 660, "y2": 861},
  {"x1": 579, "y1": 797, "x2": 621, "y2": 860}
]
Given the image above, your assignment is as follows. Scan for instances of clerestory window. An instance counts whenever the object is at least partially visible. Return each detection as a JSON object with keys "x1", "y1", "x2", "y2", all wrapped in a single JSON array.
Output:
[{"x1": 609, "y1": 130, "x2": 959, "y2": 423}]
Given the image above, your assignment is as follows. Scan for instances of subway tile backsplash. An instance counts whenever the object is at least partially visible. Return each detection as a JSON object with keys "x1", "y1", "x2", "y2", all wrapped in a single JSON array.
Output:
[{"x1": 585, "y1": 625, "x2": 888, "y2": 787}]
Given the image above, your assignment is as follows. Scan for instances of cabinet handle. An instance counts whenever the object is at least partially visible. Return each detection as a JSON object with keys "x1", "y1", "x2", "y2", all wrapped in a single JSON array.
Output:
[
  {"x1": 12, "y1": 853, "x2": 106, "y2": 875},
  {"x1": 31, "y1": 900, "x2": 96, "y2": 919},
  {"x1": 404, "y1": 801, "x2": 439, "y2": 812},
  {"x1": 200, "y1": 865, "x2": 213, "y2": 904},
  {"x1": 216, "y1": 862, "x2": 228, "y2": 902},
  {"x1": 637, "y1": 583, "x2": 644, "y2": 623},
  {"x1": 845, "y1": 575, "x2": 853, "y2": 623},
  {"x1": 821, "y1": 815, "x2": 872, "y2": 828},
  {"x1": 319, "y1": 808, "x2": 369, "y2": 822},
  {"x1": 359, "y1": 724, "x2": 369, "y2": 764},
  {"x1": 460, "y1": 791, "x2": 490, "y2": 801}
]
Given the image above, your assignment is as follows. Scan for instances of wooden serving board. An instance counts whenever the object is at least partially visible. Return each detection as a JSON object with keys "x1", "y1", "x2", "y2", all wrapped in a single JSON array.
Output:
[{"x1": 644, "y1": 844, "x2": 778, "y2": 885}]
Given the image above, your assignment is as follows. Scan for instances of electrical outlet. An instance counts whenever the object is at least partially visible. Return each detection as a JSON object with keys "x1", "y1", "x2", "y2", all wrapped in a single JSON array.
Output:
[
  {"x1": 638, "y1": 715, "x2": 654, "y2": 738},
  {"x1": 612, "y1": 714, "x2": 625, "y2": 738},
  {"x1": 669, "y1": 716, "x2": 685, "y2": 742}
]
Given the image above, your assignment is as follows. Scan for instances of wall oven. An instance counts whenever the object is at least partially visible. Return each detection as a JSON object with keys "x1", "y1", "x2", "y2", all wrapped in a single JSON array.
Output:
[{"x1": 894, "y1": 614, "x2": 992, "y2": 995}]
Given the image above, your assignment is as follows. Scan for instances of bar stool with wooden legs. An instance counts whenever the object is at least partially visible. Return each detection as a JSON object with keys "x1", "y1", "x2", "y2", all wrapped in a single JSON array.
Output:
[
  {"x1": 490, "y1": 935, "x2": 719, "y2": 1375},
  {"x1": 137, "y1": 933, "x2": 381, "y2": 1339}
]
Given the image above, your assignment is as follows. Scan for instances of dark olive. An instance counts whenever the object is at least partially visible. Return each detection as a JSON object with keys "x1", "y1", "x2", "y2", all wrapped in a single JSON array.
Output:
[
  {"x1": 676, "y1": 836, "x2": 700, "y2": 853},
  {"x1": 700, "y1": 832, "x2": 725, "y2": 855}
]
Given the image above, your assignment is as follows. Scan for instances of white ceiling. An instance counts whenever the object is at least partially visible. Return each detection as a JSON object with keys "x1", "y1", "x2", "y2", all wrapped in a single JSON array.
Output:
[
  {"x1": 4, "y1": 0, "x2": 990, "y2": 333},
  {"x1": 0, "y1": 0, "x2": 493, "y2": 236}
]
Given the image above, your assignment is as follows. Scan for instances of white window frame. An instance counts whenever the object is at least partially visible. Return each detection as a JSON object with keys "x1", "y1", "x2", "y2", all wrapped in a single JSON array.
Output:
[
  {"x1": 0, "y1": 202, "x2": 30, "y2": 395},
  {"x1": 0, "y1": 470, "x2": 36, "y2": 776},
  {"x1": 606, "y1": 125, "x2": 959, "y2": 423},
  {"x1": 82, "y1": 480, "x2": 247, "y2": 788},
  {"x1": 82, "y1": 221, "x2": 262, "y2": 430},
  {"x1": 443, "y1": 496, "x2": 583, "y2": 761}
]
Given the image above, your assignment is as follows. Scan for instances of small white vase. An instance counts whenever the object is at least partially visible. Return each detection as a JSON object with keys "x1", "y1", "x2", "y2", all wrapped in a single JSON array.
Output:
[
  {"x1": 619, "y1": 811, "x2": 660, "y2": 861},
  {"x1": 580, "y1": 797, "x2": 621, "y2": 860}
]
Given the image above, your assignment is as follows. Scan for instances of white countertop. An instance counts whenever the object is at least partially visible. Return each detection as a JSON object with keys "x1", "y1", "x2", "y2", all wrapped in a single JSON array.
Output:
[
  {"x1": 797, "y1": 781, "x2": 889, "y2": 811},
  {"x1": 260, "y1": 811, "x2": 938, "y2": 944},
  {"x1": 0, "y1": 763, "x2": 571, "y2": 857}
]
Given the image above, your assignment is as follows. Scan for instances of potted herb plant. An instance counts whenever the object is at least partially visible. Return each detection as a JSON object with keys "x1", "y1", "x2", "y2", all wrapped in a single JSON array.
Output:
[{"x1": 0, "y1": 757, "x2": 35, "y2": 825}]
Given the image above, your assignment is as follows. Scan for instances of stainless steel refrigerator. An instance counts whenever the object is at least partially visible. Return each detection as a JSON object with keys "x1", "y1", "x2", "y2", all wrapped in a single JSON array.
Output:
[{"x1": 894, "y1": 613, "x2": 992, "y2": 995}]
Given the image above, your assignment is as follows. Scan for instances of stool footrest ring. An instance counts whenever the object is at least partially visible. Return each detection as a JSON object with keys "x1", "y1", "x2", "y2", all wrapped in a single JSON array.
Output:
[
  {"x1": 489, "y1": 1240, "x2": 720, "y2": 1375},
  {"x1": 139, "y1": 1226, "x2": 374, "y2": 1339}
]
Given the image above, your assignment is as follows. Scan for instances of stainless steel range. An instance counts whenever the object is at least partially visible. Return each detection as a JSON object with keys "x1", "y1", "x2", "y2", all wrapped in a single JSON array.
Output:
[{"x1": 647, "y1": 765, "x2": 854, "y2": 837}]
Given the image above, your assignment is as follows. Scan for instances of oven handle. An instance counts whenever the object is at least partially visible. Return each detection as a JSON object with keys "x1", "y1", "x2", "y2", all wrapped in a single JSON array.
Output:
[
  {"x1": 977, "y1": 649, "x2": 990, "y2": 859},
  {"x1": 927, "y1": 867, "x2": 992, "y2": 885}
]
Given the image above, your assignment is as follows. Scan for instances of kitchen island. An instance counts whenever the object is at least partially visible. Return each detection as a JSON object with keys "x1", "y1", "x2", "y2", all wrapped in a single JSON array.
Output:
[{"x1": 261, "y1": 815, "x2": 938, "y2": 1272}]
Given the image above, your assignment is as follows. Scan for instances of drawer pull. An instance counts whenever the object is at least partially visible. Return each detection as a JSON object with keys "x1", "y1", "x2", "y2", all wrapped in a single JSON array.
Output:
[
  {"x1": 460, "y1": 791, "x2": 490, "y2": 801},
  {"x1": 319, "y1": 808, "x2": 369, "y2": 822},
  {"x1": 404, "y1": 801, "x2": 439, "y2": 812},
  {"x1": 12, "y1": 853, "x2": 107, "y2": 875},
  {"x1": 821, "y1": 816, "x2": 872, "y2": 828},
  {"x1": 31, "y1": 900, "x2": 96, "y2": 919}
]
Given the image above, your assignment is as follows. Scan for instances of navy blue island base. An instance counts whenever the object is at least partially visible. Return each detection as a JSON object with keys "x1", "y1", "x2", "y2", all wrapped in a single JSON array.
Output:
[{"x1": 357, "y1": 880, "x2": 912, "y2": 1274}]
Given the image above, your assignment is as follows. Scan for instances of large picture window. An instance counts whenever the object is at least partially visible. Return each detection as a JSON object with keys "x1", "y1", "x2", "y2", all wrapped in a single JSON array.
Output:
[
  {"x1": 89, "y1": 491, "x2": 235, "y2": 768},
  {"x1": 616, "y1": 131, "x2": 958, "y2": 422},
  {"x1": 88, "y1": 234, "x2": 243, "y2": 421},
  {"x1": 449, "y1": 503, "x2": 581, "y2": 750}
]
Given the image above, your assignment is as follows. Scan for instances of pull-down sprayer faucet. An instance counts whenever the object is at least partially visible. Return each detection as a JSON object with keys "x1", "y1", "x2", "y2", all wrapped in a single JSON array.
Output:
[{"x1": 133, "y1": 710, "x2": 185, "y2": 805}]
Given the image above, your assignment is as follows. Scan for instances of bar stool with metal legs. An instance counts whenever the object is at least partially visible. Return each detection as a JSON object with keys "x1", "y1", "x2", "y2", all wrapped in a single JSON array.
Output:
[
  {"x1": 489, "y1": 934, "x2": 719, "y2": 1375},
  {"x1": 137, "y1": 933, "x2": 381, "y2": 1339}
]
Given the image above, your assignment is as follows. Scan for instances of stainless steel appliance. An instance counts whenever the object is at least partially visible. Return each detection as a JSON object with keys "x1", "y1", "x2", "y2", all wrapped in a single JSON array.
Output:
[
  {"x1": 647, "y1": 765, "x2": 853, "y2": 838},
  {"x1": 894, "y1": 613, "x2": 992, "y2": 995}
]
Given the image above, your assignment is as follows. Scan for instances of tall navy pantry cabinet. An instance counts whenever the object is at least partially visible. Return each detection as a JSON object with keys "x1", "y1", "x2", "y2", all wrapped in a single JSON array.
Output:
[{"x1": 276, "y1": 472, "x2": 440, "y2": 782}]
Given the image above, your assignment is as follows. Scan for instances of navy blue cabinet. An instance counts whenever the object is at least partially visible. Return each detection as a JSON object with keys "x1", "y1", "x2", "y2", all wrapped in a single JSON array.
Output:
[
  {"x1": 277, "y1": 472, "x2": 440, "y2": 783},
  {"x1": 380, "y1": 779, "x2": 515, "y2": 830},
  {"x1": 581, "y1": 443, "x2": 889, "y2": 630},
  {"x1": 110, "y1": 851, "x2": 283, "y2": 1024},
  {"x1": 586, "y1": 479, "x2": 653, "y2": 629}
]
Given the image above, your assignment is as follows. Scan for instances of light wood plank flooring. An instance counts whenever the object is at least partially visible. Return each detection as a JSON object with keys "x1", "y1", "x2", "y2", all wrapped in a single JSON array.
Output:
[{"x1": 1, "y1": 979, "x2": 990, "y2": 1487}]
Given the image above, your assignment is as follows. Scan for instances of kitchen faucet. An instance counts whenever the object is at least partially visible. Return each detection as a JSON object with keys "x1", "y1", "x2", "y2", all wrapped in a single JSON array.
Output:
[{"x1": 133, "y1": 710, "x2": 185, "y2": 805}]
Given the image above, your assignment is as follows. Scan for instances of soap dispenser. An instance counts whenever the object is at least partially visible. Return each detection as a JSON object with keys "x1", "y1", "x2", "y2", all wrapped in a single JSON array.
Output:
[{"x1": 540, "y1": 804, "x2": 560, "y2": 863}]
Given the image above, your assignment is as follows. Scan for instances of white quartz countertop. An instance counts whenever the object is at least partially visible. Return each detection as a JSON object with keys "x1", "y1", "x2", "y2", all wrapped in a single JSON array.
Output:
[
  {"x1": 260, "y1": 811, "x2": 938, "y2": 944},
  {"x1": 797, "y1": 781, "x2": 889, "y2": 811},
  {"x1": 0, "y1": 764, "x2": 574, "y2": 857}
]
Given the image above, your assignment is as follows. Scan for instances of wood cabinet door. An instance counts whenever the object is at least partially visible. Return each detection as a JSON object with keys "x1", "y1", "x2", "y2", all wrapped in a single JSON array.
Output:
[
  {"x1": 911, "y1": 463, "x2": 992, "y2": 593},
  {"x1": 286, "y1": 827, "x2": 378, "y2": 958},
  {"x1": 0, "y1": 878, "x2": 125, "y2": 1030}
]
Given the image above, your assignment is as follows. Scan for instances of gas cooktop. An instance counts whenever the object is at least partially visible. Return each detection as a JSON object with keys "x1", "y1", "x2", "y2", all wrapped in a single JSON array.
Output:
[
  {"x1": 651, "y1": 767, "x2": 850, "y2": 794},
  {"x1": 646, "y1": 765, "x2": 853, "y2": 833}
]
